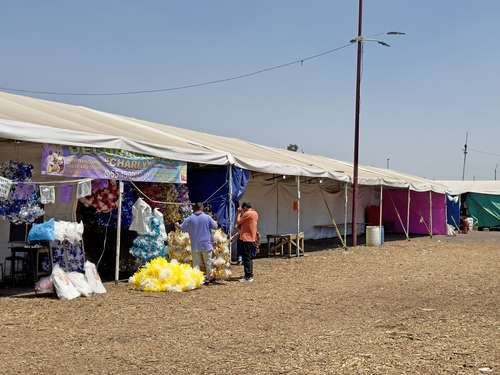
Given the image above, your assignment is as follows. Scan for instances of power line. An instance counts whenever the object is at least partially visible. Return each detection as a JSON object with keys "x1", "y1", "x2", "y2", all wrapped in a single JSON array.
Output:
[
  {"x1": 0, "y1": 43, "x2": 353, "y2": 97},
  {"x1": 469, "y1": 148, "x2": 500, "y2": 158}
]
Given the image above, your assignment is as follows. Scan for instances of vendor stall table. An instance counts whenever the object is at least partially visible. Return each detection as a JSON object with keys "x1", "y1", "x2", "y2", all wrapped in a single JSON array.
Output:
[
  {"x1": 267, "y1": 232, "x2": 304, "y2": 257},
  {"x1": 7, "y1": 242, "x2": 51, "y2": 286}
]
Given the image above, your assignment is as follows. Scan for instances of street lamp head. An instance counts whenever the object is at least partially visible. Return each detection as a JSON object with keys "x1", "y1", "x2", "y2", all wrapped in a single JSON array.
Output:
[
  {"x1": 377, "y1": 41, "x2": 391, "y2": 47},
  {"x1": 351, "y1": 37, "x2": 393, "y2": 47}
]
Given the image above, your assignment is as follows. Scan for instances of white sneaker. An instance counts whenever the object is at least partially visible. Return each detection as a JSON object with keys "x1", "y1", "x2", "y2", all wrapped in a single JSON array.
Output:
[{"x1": 239, "y1": 277, "x2": 254, "y2": 283}]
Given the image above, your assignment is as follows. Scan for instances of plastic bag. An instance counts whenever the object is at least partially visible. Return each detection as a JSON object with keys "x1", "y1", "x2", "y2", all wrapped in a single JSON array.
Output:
[
  {"x1": 84, "y1": 261, "x2": 106, "y2": 294},
  {"x1": 28, "y1": 218, "x2": 55, "y2": 242},
  {"x1": 51, "y1": 264, "x2": 80, "y2": 300},
  {"x1": 34, "y1": 276, "x2": 54, "y2": 294},
  {"x1": 67, "y1": 272, "x2": 93, "y2": 297}
]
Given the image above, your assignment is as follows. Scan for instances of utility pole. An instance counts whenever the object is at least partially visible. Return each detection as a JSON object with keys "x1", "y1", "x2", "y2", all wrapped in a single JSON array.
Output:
[
  {"x1": 386, "y1": 158, "x2": 390, "y2": 169},
  {"x1": 495, "y1": 164, "x2": 498, "y2": 180},
  {"x1": 462, "y1": 132, "x2": 468, "y2": 180},
  {"x1": 351, "y1": 0, "x2": 363, "y2": 247}
]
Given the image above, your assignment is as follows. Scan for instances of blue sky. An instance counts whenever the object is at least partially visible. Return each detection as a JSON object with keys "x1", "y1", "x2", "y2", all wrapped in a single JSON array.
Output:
[{"x1": 1, "y1": 1, "x2": 499, "y2": 180}]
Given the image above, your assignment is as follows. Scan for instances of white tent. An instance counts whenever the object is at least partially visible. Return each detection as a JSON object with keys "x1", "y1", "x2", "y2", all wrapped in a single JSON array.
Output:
[
  {"x1": 0, "y1": 91, "x2": 448, "y2": 192},
  {"x1": 0, "y1": 92, "x2": 450, "y2": 279},
  {"x1": 437, "y1": 180, "x2": 500, "y2": 195},
  {"x1": 242, "y1": 174, "x2": 378, "y2": 242}
]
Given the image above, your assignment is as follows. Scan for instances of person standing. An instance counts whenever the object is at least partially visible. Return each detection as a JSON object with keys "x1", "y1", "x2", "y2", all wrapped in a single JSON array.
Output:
[
  {"x1": 179, "y1": 202, "x2": 217, "y2": 283},
  {"x1": 236, "y1": 202, "x2": 259, "y2": 283}
]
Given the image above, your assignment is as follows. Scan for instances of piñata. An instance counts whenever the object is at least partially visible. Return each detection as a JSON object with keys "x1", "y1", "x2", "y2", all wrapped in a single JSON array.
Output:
[
  {"x1": 167, "y1": 229, "x2": 192, "y2": 264},
  {"x1": 210, "y1": 228, "x2": 232, "y2": 280},
  {"x1": 129, "y1": 257, "x2": 204, "y2": 292}
]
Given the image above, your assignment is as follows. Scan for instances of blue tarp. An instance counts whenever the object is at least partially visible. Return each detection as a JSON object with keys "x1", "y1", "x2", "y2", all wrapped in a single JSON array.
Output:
[
  {"x1": 187, "y1": 166, "x2": 250, "y2": 234},
  {"x1": 446, "y1": 194, "x2": 460, "y2": 229}
]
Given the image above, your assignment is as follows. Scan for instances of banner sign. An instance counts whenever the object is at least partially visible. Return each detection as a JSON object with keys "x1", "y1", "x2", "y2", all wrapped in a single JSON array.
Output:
[{"x1": 41, "y1": 144, "x2": 187, "y2": 183}]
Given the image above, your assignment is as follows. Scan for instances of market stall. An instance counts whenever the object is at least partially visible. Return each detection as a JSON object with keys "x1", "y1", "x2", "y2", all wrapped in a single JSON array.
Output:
[
  {"x1": 241, "y1": 173, "x2": 379, "y2": 246},
  {"x1": 0, "y1": 90, "x2": 455, "y2": 278}
]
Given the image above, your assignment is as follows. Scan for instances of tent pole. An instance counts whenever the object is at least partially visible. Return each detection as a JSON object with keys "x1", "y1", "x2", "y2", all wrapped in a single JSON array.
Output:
[
  {"x1": 276, "y1": 176, "x2": 279, "y2": 234},
  {"x1": 406, "y1": 188, "x2": 411, "y2": 241},
  {"x1": 296, "y1": 176, "x2": 301, "y2": 257},
  {"x1": 444, "y1": 194, "x2": 448, "y2": 232},
  {"x1": 321, "y1": 190, "x2": 346, "y2": 249},
  {"x1": 114, "y1": 180, "x2": 124, "y2": 284},
  {"x1": 344, "y1": 182, "x2": 348, "y2": 248},
  {"x1": 379, "y1": 185, "x2": 383, "y2": 244},
  {"x1": 429, "y1": 190, "x2": 433, "y2": 238},
  {"x1": 228, "y1": 165, "x2": 233, "y2": 261},
  {"x1": 389, "y1": 193, "x2": 409, "y2": 240}
]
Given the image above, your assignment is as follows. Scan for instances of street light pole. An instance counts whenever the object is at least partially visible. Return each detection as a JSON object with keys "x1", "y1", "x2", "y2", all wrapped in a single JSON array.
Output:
[{"x1": 351, "y1": 0, "x2": 364, "y2": 247}]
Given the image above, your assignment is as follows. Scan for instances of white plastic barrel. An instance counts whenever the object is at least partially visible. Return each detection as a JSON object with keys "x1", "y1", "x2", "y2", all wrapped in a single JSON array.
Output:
[{"x1": 366, "y1": 226, "x2": 382, "y2": 246}]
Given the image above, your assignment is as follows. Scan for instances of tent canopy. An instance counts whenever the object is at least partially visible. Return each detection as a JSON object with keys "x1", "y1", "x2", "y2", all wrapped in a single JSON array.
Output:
[
  {"x1": 0, "y1": 91, "x2": 447, "y2": 192},
  {"x1": 438, "y1": 180, "x2": 500, "y2": 196}
]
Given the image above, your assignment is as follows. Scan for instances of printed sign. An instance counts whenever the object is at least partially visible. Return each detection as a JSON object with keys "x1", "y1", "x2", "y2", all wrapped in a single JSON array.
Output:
[{"x1": 41, "y1": 144, "x2": 187, "y2": 183}]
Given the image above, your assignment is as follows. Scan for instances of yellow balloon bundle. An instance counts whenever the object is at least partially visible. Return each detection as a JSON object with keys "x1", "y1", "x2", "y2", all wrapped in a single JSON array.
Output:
[
  {"x1": 129, "y1": 257, "x2": 204, "y2": 292},
  {"x1": 167, "y1": 230, "x2": 192, "y2": 264},
  {"x1": 210, "y1": 229, "x2": 232, "y2": 280}
]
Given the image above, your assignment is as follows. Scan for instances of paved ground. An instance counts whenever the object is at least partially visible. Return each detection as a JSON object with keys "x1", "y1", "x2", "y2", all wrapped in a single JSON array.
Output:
[{"x1": 0, "y1": 232, "x2": 499, "y2": 374}]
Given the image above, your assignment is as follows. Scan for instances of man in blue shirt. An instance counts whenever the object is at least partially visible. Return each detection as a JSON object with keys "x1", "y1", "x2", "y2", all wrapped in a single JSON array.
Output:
[{"x1": 179, "y1": 202, "x2": 217, "y2": 283}]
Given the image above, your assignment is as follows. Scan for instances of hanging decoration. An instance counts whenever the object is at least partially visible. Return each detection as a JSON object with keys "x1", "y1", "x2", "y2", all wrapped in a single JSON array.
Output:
[
  {"x1": 79, "y1": 179, "x2": 118, "y2": 212},
  {"x1": 0, "y1": 160, "x2": 33, "y2": 181},
  {"x1": 210, "y1": 229, "x2": 232, "y2": 280},
  {"x1": 0, "y1": 177, "x2": 13, "y2": 199},
  {"x1": 176, "y1": 184, "x2": 193, "y2": 220},
  {"x1": 11, "y1": 183, "x2": 34, "y2": 201},
  {"x1": 8, "y1": 203, "x2": 45, "y2": 224},
  {"x1": 79, "y1": 181, "x2": 136, "y2": 230},
  {"x1": 129, "y1": 216, "x2": 167, "y2": 263},
  {"x1": 77, "y1": 180, "x2": 92, "y2": 199},
  {"x1": 167, "y1": 230, "x2": 192, "y2": 264},
  {"x1": 0, "y1": 161, "x2": 44, "y2": 224},
  {"x1": 39, "y1": 185, "x2": 56, "y2": 204},
  {"x1": 129, "y1": 257, "x2": 204, "y2": 292}
]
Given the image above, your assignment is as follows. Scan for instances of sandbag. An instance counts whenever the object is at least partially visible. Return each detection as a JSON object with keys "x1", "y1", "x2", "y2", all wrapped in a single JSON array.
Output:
[
  {"x1": 84, "y1": 261, "x2": 106, "y2": 294},
  {"x1": 51, "y1": 264, "x2": 80, "y2": 300},
  {"x1": 67, "y1": 272, "x2": 93, "y2": 297}
]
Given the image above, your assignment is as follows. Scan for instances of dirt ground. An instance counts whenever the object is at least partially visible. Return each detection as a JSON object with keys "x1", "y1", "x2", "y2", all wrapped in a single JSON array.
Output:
[{"x1": 0, "y1": 232, "x2": 499, "y2": 374}]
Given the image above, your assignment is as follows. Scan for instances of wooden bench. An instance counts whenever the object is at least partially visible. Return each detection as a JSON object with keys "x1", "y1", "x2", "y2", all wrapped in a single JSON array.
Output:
[{"x1": 266, "y1": 232, "x2": 304, "y2": 257}]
